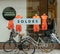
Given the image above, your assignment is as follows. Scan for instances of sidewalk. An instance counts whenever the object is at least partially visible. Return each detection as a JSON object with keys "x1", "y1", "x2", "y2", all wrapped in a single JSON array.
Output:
[{"x1": 0, "y1": 49, "x2": 60, "y2": 54}]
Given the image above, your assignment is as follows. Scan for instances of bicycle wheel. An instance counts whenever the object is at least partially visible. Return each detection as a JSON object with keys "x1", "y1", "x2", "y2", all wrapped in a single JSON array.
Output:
[
  {"x1": 18, "y1": 40, "x2": 35, "y2": 54},
  {"x1": 40, "y1": 43, "x2": 55, "y2": 53},
  {"x1": 3, "y1": 40, "x2": 16, "y2": 52}
]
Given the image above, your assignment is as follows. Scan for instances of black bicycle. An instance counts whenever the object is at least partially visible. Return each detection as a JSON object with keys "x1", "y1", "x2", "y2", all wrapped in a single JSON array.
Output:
[{"x1": 3, "y1": 29, "x2": 35, "y2": 54}]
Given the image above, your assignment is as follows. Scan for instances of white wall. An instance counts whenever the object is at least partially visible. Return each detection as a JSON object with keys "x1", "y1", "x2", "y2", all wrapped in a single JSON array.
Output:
[{"x1": 0, "y1": 0, "x2": 27, "y2": 42}]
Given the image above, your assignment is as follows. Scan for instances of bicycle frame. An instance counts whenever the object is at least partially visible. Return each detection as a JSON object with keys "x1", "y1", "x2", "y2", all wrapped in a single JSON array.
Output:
[{"x1": 24, "y1": 36, "x2": 45, "y2": 47}]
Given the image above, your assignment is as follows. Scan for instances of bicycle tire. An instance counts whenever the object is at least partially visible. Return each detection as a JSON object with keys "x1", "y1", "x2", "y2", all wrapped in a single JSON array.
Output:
[
  {"x1": 18, "y1": 40, "x2": 35, "y2": 54},
  {"x1": 3, "y1": 40, "x2": 16, "y2": 52},
  {"x1": 40, "y1": 43, "x2": 55, "y2": 53}
]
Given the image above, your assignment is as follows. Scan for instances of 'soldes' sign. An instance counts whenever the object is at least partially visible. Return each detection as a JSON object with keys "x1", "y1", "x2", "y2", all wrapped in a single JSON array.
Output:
[
  {"x1": 2, "y1": 7, "x2": 16, "y2": 20},
  {"x1": 14, "y1": 18, "x2": 41, "y2": 25}
]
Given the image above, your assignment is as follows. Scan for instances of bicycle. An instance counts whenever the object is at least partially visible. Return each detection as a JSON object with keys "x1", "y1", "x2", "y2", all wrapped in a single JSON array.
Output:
[
  {"x1": 26, "y1": 32, "x2": 55, "y2": 53},
  {"x1": 3, "y1": 29, "x2": 35, "y2": 54}
]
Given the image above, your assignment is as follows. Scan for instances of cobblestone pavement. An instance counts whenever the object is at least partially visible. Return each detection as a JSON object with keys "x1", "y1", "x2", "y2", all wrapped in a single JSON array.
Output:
[{"x1": 0, "y1": 49, "x2": 60, "y2": 54}]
